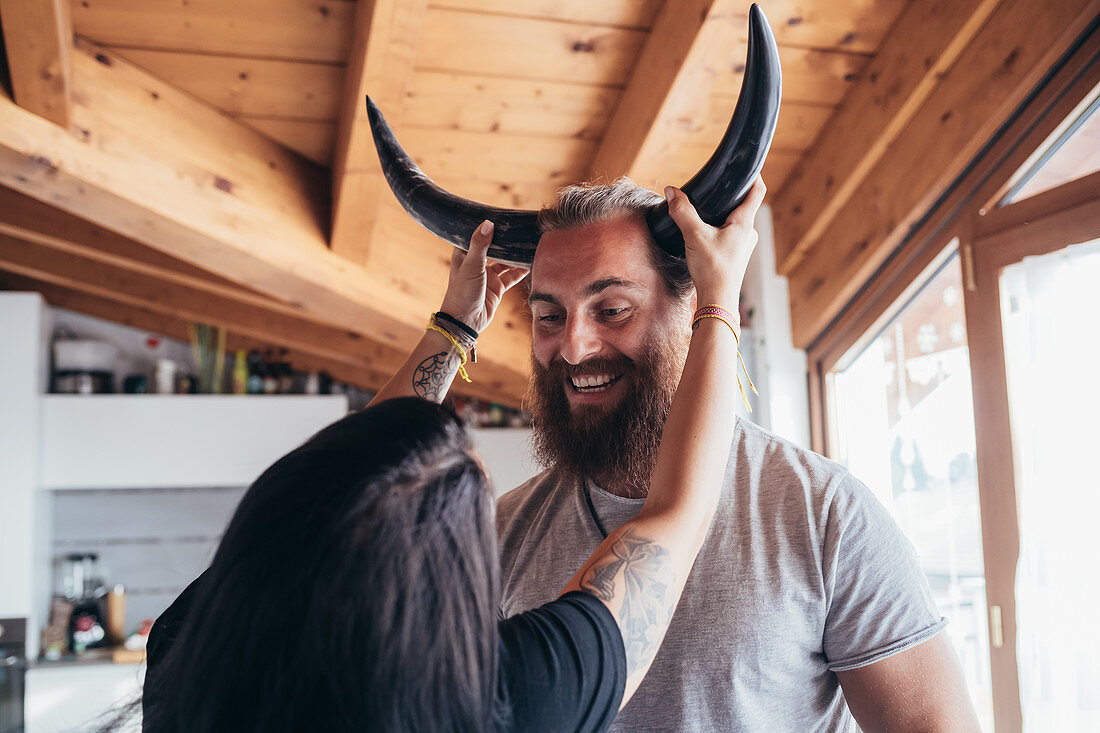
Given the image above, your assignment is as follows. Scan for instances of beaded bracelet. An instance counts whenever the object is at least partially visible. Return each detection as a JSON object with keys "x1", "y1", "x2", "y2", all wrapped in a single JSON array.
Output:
[
  {"x1": 430, "y1": 312, "x2": 477, "y2": 363},
  {"x1": 691, "y1": 303, "x2": 758, "y2": 412},
  {"x1": 426, "y1": 317, "x2": 473, "y2": 383},
  {"x1": 434, "y1": 311, "x2": 479, "y2": 342}
]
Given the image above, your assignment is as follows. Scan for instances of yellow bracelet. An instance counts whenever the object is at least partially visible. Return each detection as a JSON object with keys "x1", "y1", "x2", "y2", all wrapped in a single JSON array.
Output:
[
  {"x1": 425, "y1": 321, "x2": 472, "y2": 383},
  {"x1": 690, "y1": 312, "x2": 758, "y2": 413}
]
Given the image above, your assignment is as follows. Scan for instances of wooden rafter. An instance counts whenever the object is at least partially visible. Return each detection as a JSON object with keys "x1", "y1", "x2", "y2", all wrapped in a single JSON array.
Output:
[
  {"x1": 0, "y1": 272, "x2": 388, "y2": 393},
  {"x1": 783, "y1": 0, "x2": 1100, "y2": 348},
  {"x1": 0, "y1": 0, "x2": 73, "y2": 127},
  {"x1": 330, "y1": 0, "x2": 429, "y2": 264},
  {"x1": 770, "y1": 0, "x2": 1003, "y2": 276},
  {"x1": 0, "y1": 232, "x2": 402, "y2": 377},
  {"x1": 587, "y1": 0, "x2": 724, "y2": 184},
  {"x1": 0, "y1": 186, "x2": 280, "y2": 305},
  {"x1": 0, "y1": 40, "x2": 531, "y2": 402}
]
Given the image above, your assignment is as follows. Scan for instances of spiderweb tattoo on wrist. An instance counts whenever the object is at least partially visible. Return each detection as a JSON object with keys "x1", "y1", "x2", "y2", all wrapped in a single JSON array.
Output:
[
  {"x1": 413, "y1": 351, "x2": 460, "y2": 401},
  {"x1": 579, "y1": 529, "x2": 675, "y2": 675}
]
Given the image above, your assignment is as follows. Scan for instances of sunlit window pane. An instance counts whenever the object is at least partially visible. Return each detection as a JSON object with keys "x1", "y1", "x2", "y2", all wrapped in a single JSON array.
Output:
[
  {"x1": 1001, "y1": 239, "x2": 1100, "y2": 730},
  {"x1": 829, "y1": 254, "x2": 993, "y2": 730},
  {"x1": 1001, "y1": 93, "x2": 1100, "y2": 205}
]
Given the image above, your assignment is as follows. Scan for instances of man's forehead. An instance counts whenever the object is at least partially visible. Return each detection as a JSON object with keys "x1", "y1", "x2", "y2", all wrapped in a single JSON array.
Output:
[
  {"x1": 530, "y1": 217, "x2": 657, "y2": 295},
  {"x1": 529, "y1": 276, "x2": 645, "y2": 306}
]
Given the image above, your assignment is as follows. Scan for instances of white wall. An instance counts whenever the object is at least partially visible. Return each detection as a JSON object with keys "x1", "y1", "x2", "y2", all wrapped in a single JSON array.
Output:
[
  {"x1": 26, "y1": 662, "x2": 143, "y2": 733},
  {"x1": 469, "y1": 428, "x2": 541, "y2": 496},
  {"x1": 0, "y1": 293, "x2": 51, "y2": 654}
]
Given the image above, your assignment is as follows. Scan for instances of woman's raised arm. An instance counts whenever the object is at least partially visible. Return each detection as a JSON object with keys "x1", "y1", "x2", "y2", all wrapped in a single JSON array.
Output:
[
  {"x1": 561, "y1": 178, "x2": 766, "y2": 707},
  {"x1": 368, "y1": 220, "x2": 528, "y2": 406}
]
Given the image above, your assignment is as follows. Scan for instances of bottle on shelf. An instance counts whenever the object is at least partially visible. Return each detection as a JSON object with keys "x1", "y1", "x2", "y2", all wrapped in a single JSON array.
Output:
[
  {"x1": 246, "y1": 350, "x2": 264, "y2": 395},
  {"x1": 277, "y1": 349, "x2": 294, "y2": 394},
  {"x1": 232, "y1": 350, "x2": 249, "y2": 395},
  {"x1": 262, "y1": 350, "x2": 278, "y2": 395}
]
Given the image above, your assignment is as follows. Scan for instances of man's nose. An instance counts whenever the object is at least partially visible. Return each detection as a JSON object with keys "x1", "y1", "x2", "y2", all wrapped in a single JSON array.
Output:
[{"x1": 559, "y1": 314, "x2": 602, "y2": 365}]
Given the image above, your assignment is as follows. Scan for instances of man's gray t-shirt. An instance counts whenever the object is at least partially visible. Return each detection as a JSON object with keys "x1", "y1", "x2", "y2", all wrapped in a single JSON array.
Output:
[{"x1": 496, "y1": 419, "x2": 945, "y2": 732}]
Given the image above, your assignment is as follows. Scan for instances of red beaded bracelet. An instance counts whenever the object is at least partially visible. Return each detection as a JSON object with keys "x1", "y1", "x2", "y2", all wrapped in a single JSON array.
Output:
[{"x1": 689, "y1": 303, "x2": 757, "y2": 412}]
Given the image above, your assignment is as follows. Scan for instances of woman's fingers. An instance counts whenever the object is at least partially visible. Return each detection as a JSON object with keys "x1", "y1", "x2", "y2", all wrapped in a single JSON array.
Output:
[
  {"x1": 485, "y1": 265, "x2": 528, "y2": 305},
  {"x1": 465, "y1": 219, "x2": 494, "y2": 272},
  {"x1": 664, "y1": 186, "x2": 707, "y2": 241},
  {"x1": 724, "y1": 177, "x2": 766, "y2": 229},
  {"x1": 500, "y1": 266, "x2": 529, "y2": 290},
  {"x1": 487, "y1": 263, "x2": 528, "y2": 285}
]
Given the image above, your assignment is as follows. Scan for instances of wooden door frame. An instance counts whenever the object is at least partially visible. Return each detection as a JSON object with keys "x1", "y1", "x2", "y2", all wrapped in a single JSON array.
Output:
[
  {"x1": 806, "y1": 36, "x2": 1100, "y2": 455},
  {"x1": 804, "y1": 26, "x2": 1099, "y2": 733},
  {"x1": 962, "y1": 169, "x2": 1100, "y2": 732}
]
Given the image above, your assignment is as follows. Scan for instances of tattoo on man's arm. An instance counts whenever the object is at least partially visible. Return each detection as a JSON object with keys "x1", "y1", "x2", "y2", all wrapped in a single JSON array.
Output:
[
  {"x1": 579, "y1": 530, "x2": 675, "y2": 675},
  {"x1": 412, "y1": 352, "x2": 459, "y2": 401}
]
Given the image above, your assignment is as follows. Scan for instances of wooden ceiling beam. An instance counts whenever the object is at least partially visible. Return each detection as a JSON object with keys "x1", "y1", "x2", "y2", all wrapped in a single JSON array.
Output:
[
  {"x1": 70, "y1": 0, "x2": 357, "y2": 64},
  {"x1": 330, "y1": 0, "x2": 429, "y2": 264},
  {"x1": 0, "y1": 40, "x2": 530, "y2": 402},
  {"x1": 0, "y1": 185, "x2": 278, "y2": 304},
  {"x1": 0, "y1": 232, "x2": 397, "y2": 372},
  {"x1": 784, "y1": 0, "x2": 1100, "y2": 349},
  {"x1": 586, "y1": 0, "x2": 725, "y2": 184},
  {"x1": 770, "y1": 0, "x2": 1002, "y2": 276},
  {"x1": 0, "y1": 0, "x2": 73, "y2": 127},
  {"x1": 0, "y1": 272, "x2": 388, "y2": 393}
]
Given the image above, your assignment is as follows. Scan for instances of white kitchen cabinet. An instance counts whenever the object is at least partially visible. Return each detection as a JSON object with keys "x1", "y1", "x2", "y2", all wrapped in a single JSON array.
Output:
[
  {"x1": 39, "y1": 395, "x2": 349, "y2": 490},
  {"x1": 26, "y1": 662, "x2": 144, "y2": 732}
]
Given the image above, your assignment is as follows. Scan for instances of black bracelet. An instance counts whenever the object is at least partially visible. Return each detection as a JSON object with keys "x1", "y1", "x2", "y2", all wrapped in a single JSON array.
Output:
[{"x1": 434, "y1": 311, "x2": 479, "y2": 341}]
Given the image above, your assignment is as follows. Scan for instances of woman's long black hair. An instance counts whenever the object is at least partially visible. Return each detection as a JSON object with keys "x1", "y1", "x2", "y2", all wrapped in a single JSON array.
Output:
[{"x1": 142, "y1": 398, "x2": 502, "y2": 732}]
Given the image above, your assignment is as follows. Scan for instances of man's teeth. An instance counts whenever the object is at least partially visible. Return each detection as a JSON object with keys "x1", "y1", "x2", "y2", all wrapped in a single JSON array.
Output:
[{"x1": 572, "y1": 374, "x2": 616, "y2": 390}]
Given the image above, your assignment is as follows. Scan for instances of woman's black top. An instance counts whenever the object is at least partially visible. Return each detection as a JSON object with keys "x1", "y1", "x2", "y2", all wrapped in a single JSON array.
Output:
[{"x1": 144, "y1": 574, "x2": 626, "y2": 732}]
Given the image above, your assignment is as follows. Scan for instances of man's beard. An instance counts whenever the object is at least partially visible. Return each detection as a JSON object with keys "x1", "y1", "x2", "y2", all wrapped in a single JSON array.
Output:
[{"x1": 527, "y1": 330, "x2": 689, "y2": 499}]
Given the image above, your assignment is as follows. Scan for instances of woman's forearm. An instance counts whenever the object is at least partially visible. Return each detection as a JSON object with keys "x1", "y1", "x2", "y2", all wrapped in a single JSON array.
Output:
[
  {"x1": 368, "y1": 329, "x2": 465, "y2": 406},
  {"x1": 638, "y1": 313, "x2": 741, "y2": 537},
  {"x1": 561, "y1": 316, "x2": 741, "y2": 702},
  {"x1": 560, "y1": 178, "x2": 766, "y2": 709},
  {"x1": 368, "y1": 222, "x2": 527, "y2": 409}
]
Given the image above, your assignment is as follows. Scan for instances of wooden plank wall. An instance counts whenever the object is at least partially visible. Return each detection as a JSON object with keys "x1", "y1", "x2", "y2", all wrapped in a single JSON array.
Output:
[
  {"x1": 72, "y1": 0, "x2": 903, "y2": 198},
  {"x1": 3, "y1": 0, "x2": 933, "y2": 403}
]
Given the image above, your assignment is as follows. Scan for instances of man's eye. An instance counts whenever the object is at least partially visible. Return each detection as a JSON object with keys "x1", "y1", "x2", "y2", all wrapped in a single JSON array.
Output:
[
  {"x1": 601, "y1": 307, "x2": 627, "y2": 318},
  {"x1": 538, "y1": 314, "x2": 562, "y2": 323}
]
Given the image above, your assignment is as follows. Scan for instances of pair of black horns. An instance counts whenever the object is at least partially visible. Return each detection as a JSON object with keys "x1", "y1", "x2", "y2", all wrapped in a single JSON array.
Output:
[{"x1": 366, "y1": 3, "x2": 781, "y2": 268}]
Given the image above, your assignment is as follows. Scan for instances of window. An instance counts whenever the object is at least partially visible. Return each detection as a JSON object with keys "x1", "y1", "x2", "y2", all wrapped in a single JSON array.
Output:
[{"x1": 828, "y1": 254, "x2": 994, "y2": 730}]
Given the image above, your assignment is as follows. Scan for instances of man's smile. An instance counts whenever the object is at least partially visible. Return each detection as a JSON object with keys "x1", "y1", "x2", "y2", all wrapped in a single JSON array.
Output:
[
  {"x1": 570, "y1": 373, "x2": 622, "y2": 392},
  {"x1": 565, "y1": 369, "x2": 626, "y2": 406}
]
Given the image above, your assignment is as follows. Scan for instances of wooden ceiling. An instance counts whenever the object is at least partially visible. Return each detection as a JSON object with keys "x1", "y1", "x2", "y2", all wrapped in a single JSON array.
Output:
[{"x1": 1, "y1": 0, "x2": 1096, "y2": 405}]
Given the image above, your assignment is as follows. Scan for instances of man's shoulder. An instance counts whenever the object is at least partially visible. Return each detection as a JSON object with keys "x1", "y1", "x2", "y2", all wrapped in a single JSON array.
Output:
[{"x1": 734, "y1": 418, "x2": 851, "y2": 490}]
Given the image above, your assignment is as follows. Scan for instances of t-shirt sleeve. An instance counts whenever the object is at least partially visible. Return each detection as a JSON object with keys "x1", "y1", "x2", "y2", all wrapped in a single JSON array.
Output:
[
  {"x1": 821, "y1": 473, "x2": 947, "y2": 672},
  {"x1": 498, "y1": 590, "x2": 626, "y2": 733}
]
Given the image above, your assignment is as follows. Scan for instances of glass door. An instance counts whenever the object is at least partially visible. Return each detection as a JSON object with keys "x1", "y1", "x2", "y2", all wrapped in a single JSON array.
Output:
[
  {"x1": 828, "y1": 252, "x2": 994, "y2": 730},
  {"x1": 999, "y1": 239, "x2": 1100, "y2": 729},
  {"x1": 965, "y1": 164, "x2": 1100, "y2": 730}
]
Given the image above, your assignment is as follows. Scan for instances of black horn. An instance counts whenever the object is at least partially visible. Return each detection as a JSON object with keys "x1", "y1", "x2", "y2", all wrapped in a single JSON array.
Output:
[
  {"x1": 645, "y1": 3, "x2": 782, "y2": 257},
  {"x1": 366, "y1": 2, "x2": 780, "y2": 266},
  {"x1": 364, "y1": 97, "x2": 541, "y2": 268}
]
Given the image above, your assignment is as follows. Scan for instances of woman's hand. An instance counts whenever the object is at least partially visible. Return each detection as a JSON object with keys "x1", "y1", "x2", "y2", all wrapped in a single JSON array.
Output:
[
  {"x1": 438, "y1": 220, "x2": 529, "y2": 333},
  {"x1": 664, "y1": 178, "x2": 766, "y2": 312}
]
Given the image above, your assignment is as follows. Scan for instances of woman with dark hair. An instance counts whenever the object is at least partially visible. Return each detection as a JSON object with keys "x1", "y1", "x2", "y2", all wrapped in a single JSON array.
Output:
[{"x1": 139, "y1": 180, "x2": 765, "y2": 732}]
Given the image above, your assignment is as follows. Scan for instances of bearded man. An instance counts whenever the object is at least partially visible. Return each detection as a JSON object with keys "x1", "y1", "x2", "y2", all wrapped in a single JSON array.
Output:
[{"x1": 494, "y1": 179, "x2": 980, "y2": 731}]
